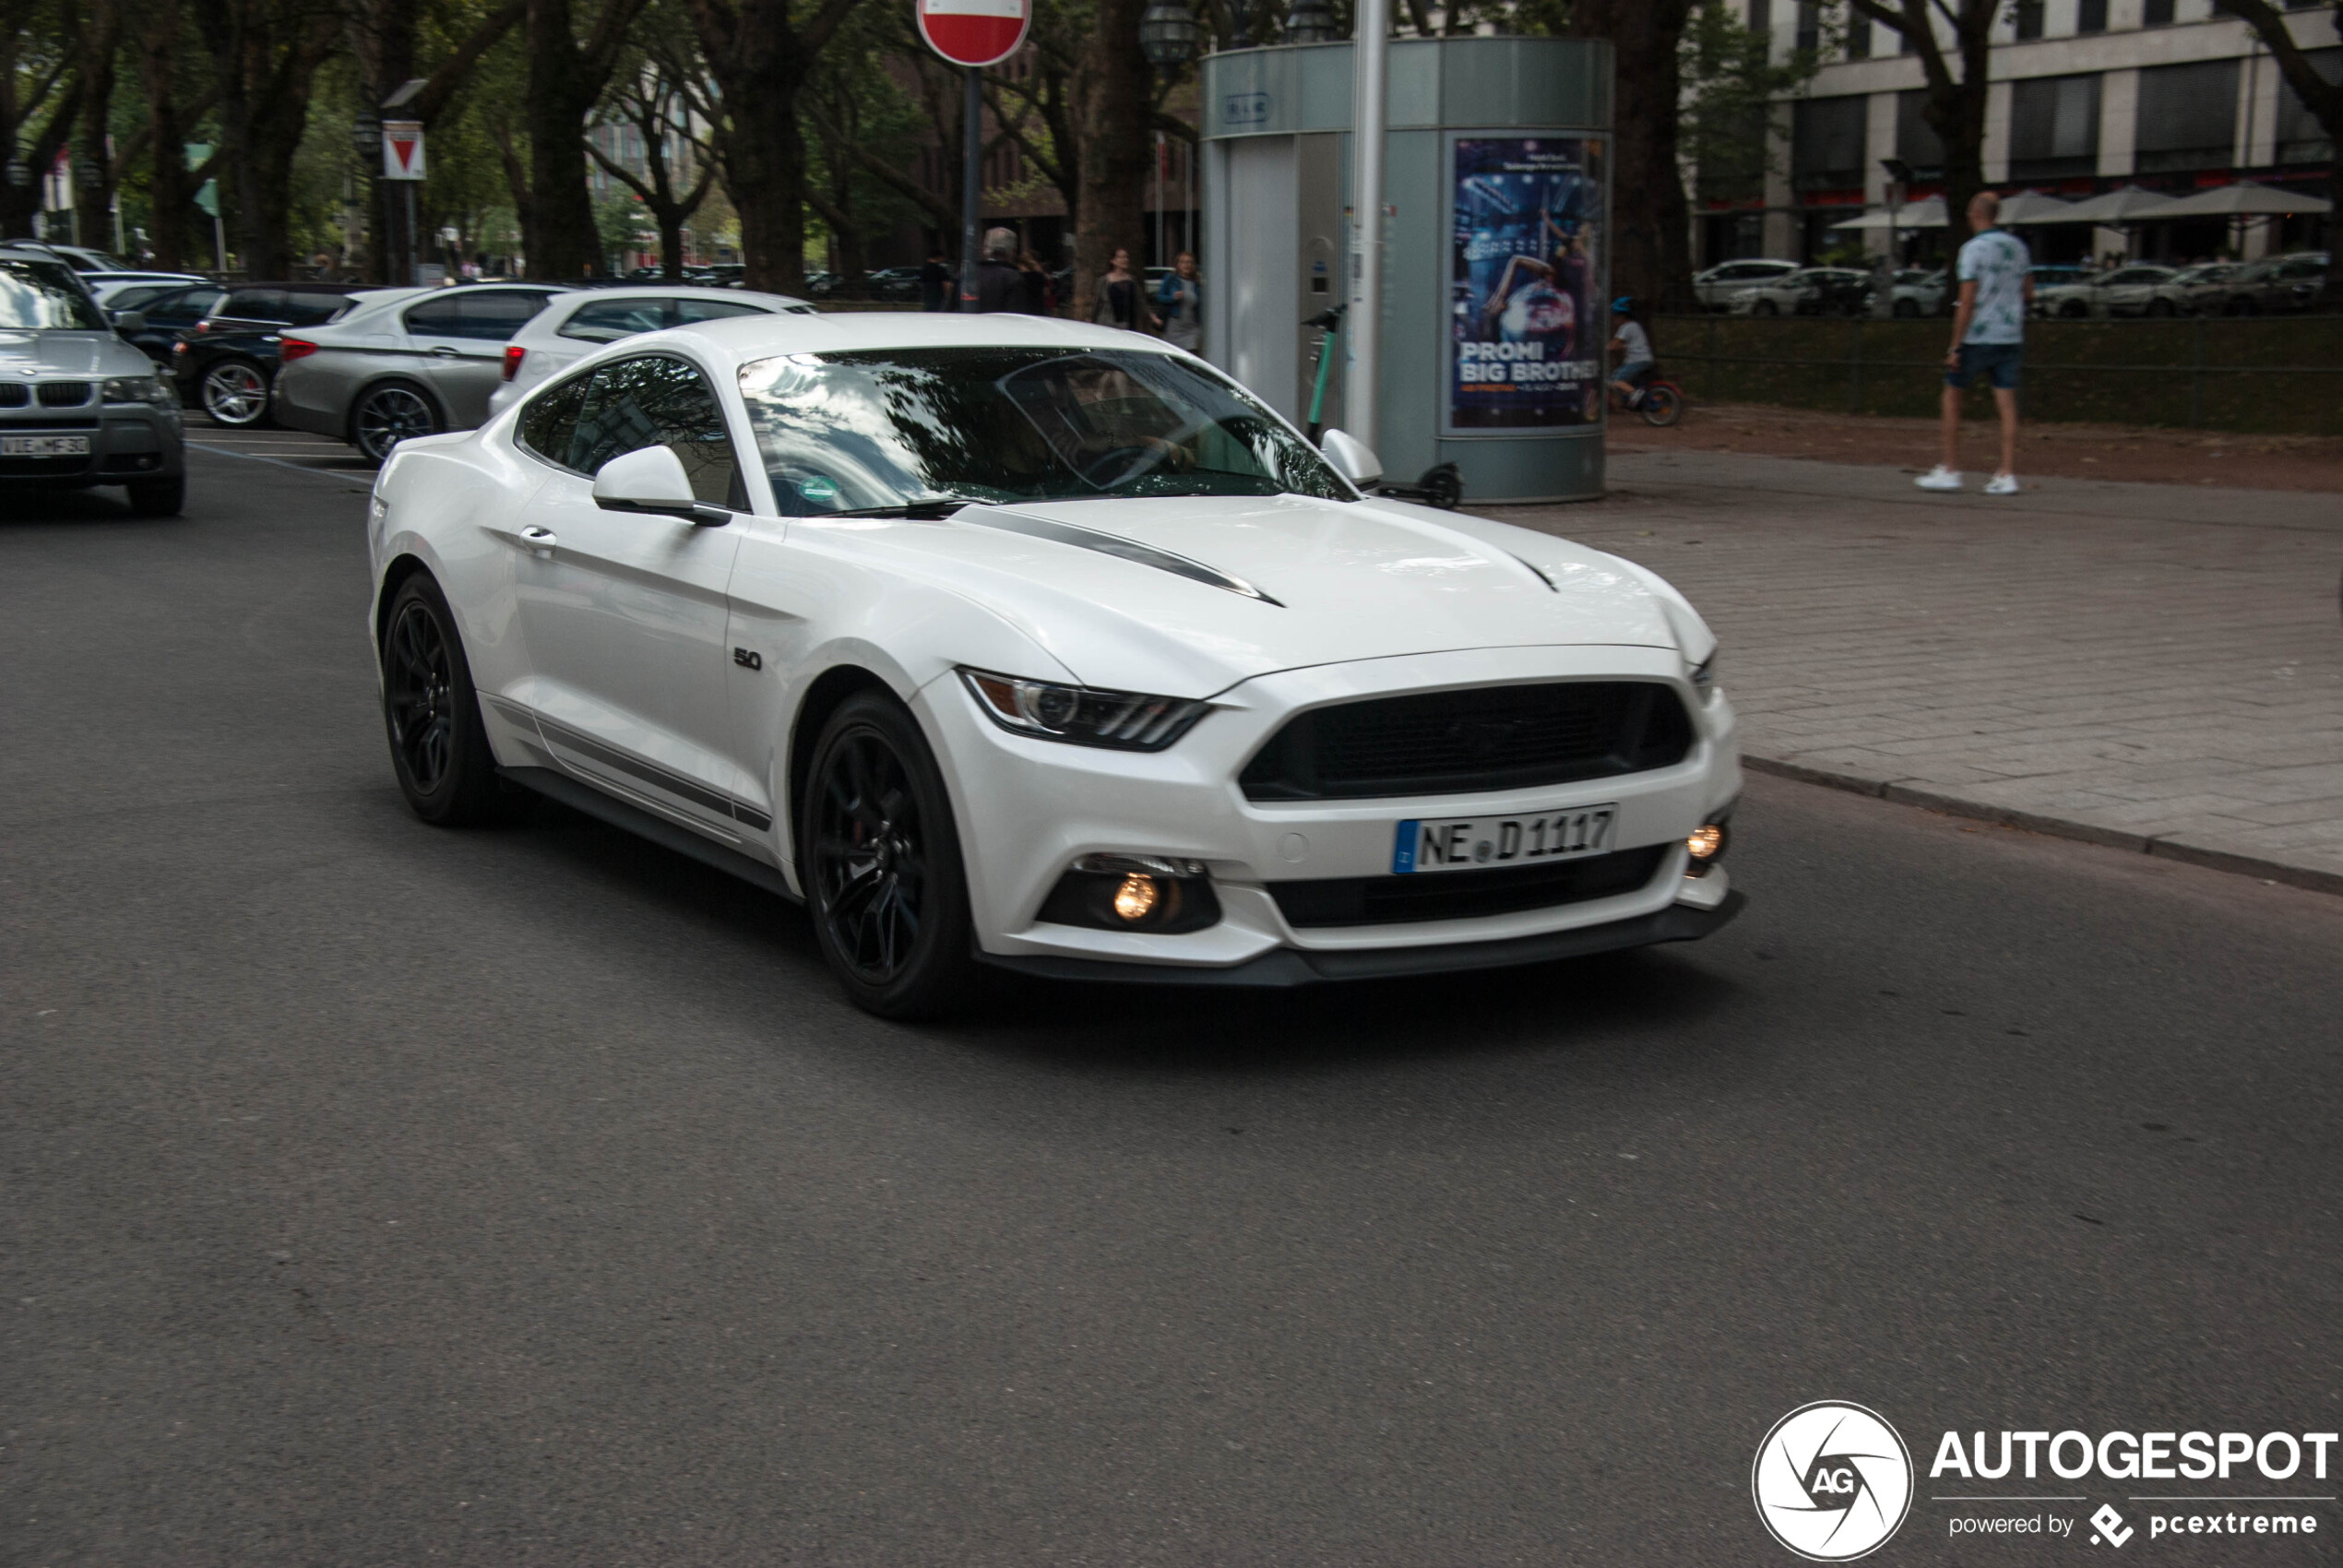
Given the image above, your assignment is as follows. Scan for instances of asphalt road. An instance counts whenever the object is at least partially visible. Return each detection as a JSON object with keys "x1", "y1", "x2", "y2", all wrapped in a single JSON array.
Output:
[{"x1": 4, "y1": 449, "x2": 2339, "y2": 1565}]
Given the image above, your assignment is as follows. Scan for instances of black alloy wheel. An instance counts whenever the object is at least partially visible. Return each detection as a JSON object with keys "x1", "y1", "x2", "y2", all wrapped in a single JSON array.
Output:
[
  {"x1": 803, "y1": 692, "x2": 975, "y2": 1019},
  {"x1": 353, "y1": 383, "x2": 440, "y2": 462},
  {"x1": 381, "y1": 575, "x2": 502, "y2": 825}
]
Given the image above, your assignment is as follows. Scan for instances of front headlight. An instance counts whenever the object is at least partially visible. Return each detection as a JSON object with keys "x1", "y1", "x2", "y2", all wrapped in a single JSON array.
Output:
[
  {"x1": 102, "y1": 374, "x2": 174, "y2": 408},
  {"x1": 959, "y1": 668, "x2": 1209, "y2": 751},
  {"x1": 1689, "y1": 650, "x2": 1718, "y2": 696}
]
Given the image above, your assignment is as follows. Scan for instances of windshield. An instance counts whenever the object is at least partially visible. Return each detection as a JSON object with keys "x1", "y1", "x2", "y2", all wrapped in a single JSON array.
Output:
[
  {"x1": 736, "y1": 346, "x2": 1350, "y2": 516},
  {"x1": 0, "y1": 261, "x2": 105, "y2": 329}
]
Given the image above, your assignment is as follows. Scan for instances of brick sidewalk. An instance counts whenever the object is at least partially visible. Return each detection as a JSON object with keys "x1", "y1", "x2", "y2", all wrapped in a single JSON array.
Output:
[{"x1": 1496, "y1": 451, "x2": 2343, "y2": 892}]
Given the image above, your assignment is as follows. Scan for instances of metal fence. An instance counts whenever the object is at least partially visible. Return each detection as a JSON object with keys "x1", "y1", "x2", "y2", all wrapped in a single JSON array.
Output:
[{"x1": 1652, "y1": 314, "x2": 2343, "y2": 436}]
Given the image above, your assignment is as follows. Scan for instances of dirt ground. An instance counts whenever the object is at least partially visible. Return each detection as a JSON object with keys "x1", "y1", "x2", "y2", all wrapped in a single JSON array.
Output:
[{"x1": 1608, "y1": 401, "x2": 2343, "y2": 493}]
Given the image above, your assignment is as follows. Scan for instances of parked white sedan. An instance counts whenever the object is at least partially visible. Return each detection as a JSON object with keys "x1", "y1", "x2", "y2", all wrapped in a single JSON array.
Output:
[
  {"x1": 485, "y1": 284, "x2": 813, "y2": 420},
  {"x1": 369, "y1": 314, "x2": 1742, "y2": 1016}
]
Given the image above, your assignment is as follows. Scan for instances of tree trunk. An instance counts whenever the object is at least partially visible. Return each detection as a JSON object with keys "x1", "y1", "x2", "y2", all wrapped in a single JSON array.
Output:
[
  {"x1": 1567, "y1": 0, "x2": 1695, "y2": 312},
  {"x1": 349, "y1": 0, "x2": 417, "y2": 282},
  {"x1": 722, "y1": 84, "x2": 813, "y2": 291},
  {"x1": 1071, "y1": 0, "x2": 1149, "y2": 309},
  {"x1": 137, "y1": 30, "x2": 190, "y2": 267},
  {"x1": 523, "y1": 0, "x2": 603, "y2": 277},
  {"x1": 75, "y1": 11, "x2": 120, "y2": 253}
]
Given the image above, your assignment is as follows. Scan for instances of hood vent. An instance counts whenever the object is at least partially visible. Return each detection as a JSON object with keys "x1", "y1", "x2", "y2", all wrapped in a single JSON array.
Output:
[{"x1": 958, "y1": 507, "x2": 1283, "y2": 607}]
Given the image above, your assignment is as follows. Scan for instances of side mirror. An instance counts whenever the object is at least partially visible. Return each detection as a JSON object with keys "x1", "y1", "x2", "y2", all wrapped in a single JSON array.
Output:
[
  {"x1": 112, "y1": 310, "x2": 148, "y2": 334},
  {"x1": 592, "y1": 445, "x2": 729, "y2": 525},
  {"x1": 1319, "y1": 428, "x2": 1383, "y2": 489}
]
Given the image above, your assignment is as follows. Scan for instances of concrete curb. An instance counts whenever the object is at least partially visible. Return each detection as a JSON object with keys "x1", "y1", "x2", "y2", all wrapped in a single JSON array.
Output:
[{"x1": 1742, "y1": 755, "x2": 2343, "y2": 899}]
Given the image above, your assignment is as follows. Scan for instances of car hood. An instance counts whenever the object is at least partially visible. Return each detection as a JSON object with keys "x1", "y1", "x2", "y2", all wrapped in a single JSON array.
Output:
[
  {"x1": 0, "y1": 330, "x2": 155, "y2": 377},
  {"x1": 829, "y1": 493, "x2": 1704, "y2": 695}
]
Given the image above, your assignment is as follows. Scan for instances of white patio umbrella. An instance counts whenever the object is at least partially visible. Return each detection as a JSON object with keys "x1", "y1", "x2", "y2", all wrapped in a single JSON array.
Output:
[
  {"x1": 2053, "y1": 184, "x2": 2183, "y2": 224},
  {"x1": 1830, "y1": 196, "x2": 1946, "y2": 230},
  {"x1": 1994, "y1": 189, "x2": 2080, "y2": 224},
  {"x1": 2127, "y1": 181, "x2": 2334, "y2": 220}
]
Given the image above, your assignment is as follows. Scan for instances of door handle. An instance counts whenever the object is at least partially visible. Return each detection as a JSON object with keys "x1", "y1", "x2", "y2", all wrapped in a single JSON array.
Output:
[
  {"x1": 519, "y1": 525, "x2": 556, "y2": 556},
  {"x1": 431, "y1": 346, "x2": 461, "y2": 358}
]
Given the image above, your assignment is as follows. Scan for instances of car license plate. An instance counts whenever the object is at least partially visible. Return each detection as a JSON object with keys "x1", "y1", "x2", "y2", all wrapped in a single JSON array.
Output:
[
  {"x1": 1, "y1": 435, "x2": 89, "y2": 457},
  {"x1": 1393, "y1": 804, "x2": 1616, "y2": 873}
]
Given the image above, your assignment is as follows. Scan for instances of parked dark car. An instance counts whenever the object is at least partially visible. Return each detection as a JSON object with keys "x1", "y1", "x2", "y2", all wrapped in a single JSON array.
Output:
[
  {"x1": 113, "y1": 282, "x2": 228, "y2": 367},
  {"x1": 2209, "y1": 252, "x2": 2330, "y2": 315},
  {"x1": 862, "y1": 267, "x2": 925, "y2": 303},
  {"x1": 168, "y1": 283, "x2": 387, "y2": 427}
]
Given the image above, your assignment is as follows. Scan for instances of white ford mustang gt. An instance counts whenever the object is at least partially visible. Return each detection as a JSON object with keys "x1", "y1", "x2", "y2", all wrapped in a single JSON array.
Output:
[{"x1": 367, "y1": 312, "x2": 1742, "y2": 1016}]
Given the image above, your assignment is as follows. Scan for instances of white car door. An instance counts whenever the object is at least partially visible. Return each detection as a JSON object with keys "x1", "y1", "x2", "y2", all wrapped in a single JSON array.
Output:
[{"x1": 503, "y1": 352, "x2": 763, "y2": 838}]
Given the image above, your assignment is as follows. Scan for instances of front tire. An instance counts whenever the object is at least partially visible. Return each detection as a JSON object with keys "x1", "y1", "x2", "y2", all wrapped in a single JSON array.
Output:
[
  {"x1": 200, "y1": 358, "x2": 272, "y2": 427},
  {"x1": 352, "y1": 382, "x2": 441, "y2": 462},
  {"x1": 1638, "y1": 383, "x2": 1684, "y2": 427},
  {"x1": 380, "y1": 574, "x2": 503, "y2": 826},
  {"x1": 802, "y1": 692, "x2": 977, "y2": 1019},
  {"x1": 1751, "y1": 299, "x2": 1778, "y2": 316}
]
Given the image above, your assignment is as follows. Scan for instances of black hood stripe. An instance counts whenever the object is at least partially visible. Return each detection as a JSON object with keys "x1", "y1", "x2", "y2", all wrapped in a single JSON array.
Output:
[{"x1": 958, "y1": 508, "x2": 1284, "y2": 607}]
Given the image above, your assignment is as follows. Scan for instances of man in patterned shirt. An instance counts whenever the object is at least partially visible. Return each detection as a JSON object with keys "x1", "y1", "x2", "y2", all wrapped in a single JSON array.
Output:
[{"x1": 1916, "y1": 191, "x2": 2033, "y2": 496}]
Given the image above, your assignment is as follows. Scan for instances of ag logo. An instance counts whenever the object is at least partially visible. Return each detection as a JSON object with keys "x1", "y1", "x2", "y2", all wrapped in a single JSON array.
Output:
[{"x1": 1753, "y1": 1401, "x2": 1914, "y2": 1561}]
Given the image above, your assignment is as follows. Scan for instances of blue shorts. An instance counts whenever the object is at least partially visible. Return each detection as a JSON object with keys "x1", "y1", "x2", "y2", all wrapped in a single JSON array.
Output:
[
  {"x1": 1614, "y1": 360, "x2": 1654, "y2": 385},
  {"x1": 1946, "y1": 341, "x2": 2023, "y2": 390}
]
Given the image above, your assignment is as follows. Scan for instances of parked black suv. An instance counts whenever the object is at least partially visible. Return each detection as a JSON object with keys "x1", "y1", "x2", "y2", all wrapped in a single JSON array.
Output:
[{"x1": 170, "y1": 283, "x2": 388, "y2": 427}]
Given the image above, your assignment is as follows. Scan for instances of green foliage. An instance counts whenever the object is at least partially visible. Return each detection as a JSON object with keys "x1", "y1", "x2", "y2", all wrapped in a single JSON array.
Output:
[{"x1": 1680, "y1": 0, "x2": 1824, "y2": 204}]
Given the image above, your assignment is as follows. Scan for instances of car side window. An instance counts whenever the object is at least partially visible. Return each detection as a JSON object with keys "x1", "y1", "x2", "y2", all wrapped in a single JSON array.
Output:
[
  {"x1": 458, "y1": 290, "x2": 553, "y2": 340},
  {"x1": 672, "y1": 298, "x2": 768, "y2": 325},
  {"x1": 517, "y1": 374, "x2": 591, "y2": 468},
  {"x1": 568, "y1": 355, "x2": 744, "y2": 507},
  {"x1": 283, "y1": 292, "x2": 353, "y2": 327},
  {"x1": 402, "y1": 297, "x2": 465, "y2": 337},
  {"x1": 216, "y1": 289, "x2": 289, "y2": 324},
  {"x1": 558, "y1": 298, "x2": 672, "y2": 343}
]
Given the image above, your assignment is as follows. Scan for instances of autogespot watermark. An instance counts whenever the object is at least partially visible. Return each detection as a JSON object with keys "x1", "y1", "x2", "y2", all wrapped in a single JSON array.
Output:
[{"x1": 1754, "y1": 1408, "x2": 2337, "y2": 1557}]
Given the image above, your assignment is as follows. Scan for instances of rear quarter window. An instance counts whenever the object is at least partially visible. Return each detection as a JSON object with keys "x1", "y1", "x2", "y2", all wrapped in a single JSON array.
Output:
[{"x1": 214, "y1": 290, "x2": 290, "y2": 323}]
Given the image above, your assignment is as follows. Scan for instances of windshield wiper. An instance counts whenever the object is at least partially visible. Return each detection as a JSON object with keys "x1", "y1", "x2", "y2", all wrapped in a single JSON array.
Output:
[{"x1": 825, "y1": 498, "x2": 971, "y2": 519}]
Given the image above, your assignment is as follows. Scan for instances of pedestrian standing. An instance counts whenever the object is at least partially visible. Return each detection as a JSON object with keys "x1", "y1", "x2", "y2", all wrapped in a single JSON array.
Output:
[
  {"x1": 1017, "y1": 251, "x2": 1050, "y2": 315},
  {"x1": 919, "y1": 248, "x2": 952, "y2": 312},
  {"x1": 970, "y1": 228, "x2": 1026, "y2": 314},
  {"x1": 1090, "y1": 248, "x2": 1160, "y2": 333},
  {"x1": 1916, "y1": 190, "x2": 2034, "y2": 497},
  {"x1": 1157, "y1": 251, "x2": 1202, "y2": 351}
]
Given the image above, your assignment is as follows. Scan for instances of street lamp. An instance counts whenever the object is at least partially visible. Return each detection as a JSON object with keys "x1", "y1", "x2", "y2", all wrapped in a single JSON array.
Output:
[
  {"x1": 351, "y1": 111, "x2": 382, "y2": 166},
  {"x1": 1283, "y1": 0, "x2": 1338, "y2": 42},
  {"x1": 1139, "y1": 0, "x2": 1199, "y2": 69}
]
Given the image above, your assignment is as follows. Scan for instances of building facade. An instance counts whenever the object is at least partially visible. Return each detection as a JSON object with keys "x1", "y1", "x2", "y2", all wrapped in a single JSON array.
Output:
[{"x1": 1698, "y1": 0, "x2": 2338, "y2": 267}]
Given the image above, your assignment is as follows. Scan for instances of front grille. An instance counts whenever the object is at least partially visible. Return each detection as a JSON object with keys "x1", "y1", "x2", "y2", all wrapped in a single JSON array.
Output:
[
  {"x1": 1240, "y1": 682, "x2": 1695, "y2": 802},
  {"x1": 0, "y1": 383, "x2": 28, "y2": 407},
  {"x1": 38, "y1": 382, "x2": 91, "y2": 407},
  {"x1": 1269, "y1": 844, "x2": 1669, "y2": 928}
]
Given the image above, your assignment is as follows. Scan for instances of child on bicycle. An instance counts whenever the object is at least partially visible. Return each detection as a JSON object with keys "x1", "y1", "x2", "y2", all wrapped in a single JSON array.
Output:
[{"x1": 1608, "y1": 296, "x2": 1654, "y2": 408}]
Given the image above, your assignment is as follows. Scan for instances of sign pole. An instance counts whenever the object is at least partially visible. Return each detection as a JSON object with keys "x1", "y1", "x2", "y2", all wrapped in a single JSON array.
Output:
[
  {"x1": 1346, "y1": 0, "x2": 1388, "y2": 451},
  {"x1": 960, "y1": 65, "x2": 982, "y2": 307}
]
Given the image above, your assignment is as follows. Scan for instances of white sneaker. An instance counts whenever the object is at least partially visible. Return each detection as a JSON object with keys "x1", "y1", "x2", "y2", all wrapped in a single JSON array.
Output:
[
  {"x1": 1984, "y1": 472, "x2": 2019, "y2": 495},
  {"x1": 1914, "y1": 465, "x2": 1962, "y2": 492}
]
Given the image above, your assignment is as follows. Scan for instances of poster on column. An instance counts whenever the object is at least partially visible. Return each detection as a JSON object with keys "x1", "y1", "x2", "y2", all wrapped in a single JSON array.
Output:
[{"x1": 1445, "y1": 136, "x2": 1604, "y2": 432}]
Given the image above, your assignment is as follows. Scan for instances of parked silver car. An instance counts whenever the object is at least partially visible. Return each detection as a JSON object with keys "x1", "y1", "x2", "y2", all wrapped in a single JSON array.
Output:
[
  {"x1": 271, "y1": 283, "x2": 575, "y2": 460},
  {"x1": 2031, "y1": 264, "x2": 2178, "y2": 319},
  {"x1": 1694, "y1": 258, "x2": 1799, "y2": 312},
  {"x1": 2204, "y1": 252, "x2": 2330, "y2": 315},
  {"x1": 484, "y1": 285, "x2": 811, "y2": 420},
  {"x1": 0, "y1": 245, "x2": 185, "y2": 515},
  {"x1": 2171, "y1": 262, "x2": 2242, "y2": 315},
  {"x1": 1738, "y1": 265, "x2": 1869, "y2": 316},
  {"x1": 1862, "y1": 267, "x2": 1947, "y2": 317}
]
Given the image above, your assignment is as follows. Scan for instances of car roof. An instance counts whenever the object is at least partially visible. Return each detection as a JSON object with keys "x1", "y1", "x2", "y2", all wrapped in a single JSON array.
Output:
[
  {"x1": 548, "y1": 309, "x2": 1187, "y2": 384},
  {"x1": 546, "y1": 284, "x2": 812, "y2": 310}
]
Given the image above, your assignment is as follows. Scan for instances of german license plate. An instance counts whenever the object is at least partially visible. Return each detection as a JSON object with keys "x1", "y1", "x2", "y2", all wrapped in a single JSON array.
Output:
[
  {"x1": 1, "y1": 434, "x2": 89, "y2": 457},
  {"x1": 1393, "y1": 804, "x2": 1615, "y2": 873}
]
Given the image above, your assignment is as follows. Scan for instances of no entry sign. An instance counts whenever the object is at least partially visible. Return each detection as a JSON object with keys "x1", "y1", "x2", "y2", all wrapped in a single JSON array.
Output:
[{"x1": 916, "y1": 0, "x2": 1029, "y2": 68}]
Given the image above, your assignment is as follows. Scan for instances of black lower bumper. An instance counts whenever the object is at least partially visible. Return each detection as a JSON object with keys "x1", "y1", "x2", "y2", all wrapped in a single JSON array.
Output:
[{"x1": 975, "y1": 889, "x2": 1745, "y2": 988}]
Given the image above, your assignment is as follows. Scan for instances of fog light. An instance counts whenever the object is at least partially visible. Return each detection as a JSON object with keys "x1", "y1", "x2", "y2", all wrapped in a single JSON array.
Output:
[
  {"x1": 1685, "y1": 821, "x2": 1730, "y2": 875},
  {"x1": 1112, "y1": 873, "x2": 1160, "y2": 922}
]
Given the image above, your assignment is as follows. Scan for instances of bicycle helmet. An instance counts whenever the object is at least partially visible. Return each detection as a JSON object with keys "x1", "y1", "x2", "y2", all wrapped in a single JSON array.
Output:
[{"x1": 1611, "y1": 295, "x2": 1635, "y2": 314}]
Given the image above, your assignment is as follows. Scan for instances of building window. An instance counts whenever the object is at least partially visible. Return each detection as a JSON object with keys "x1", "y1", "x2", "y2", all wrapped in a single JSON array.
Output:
[
  {"x1": 2275, "y1": 47, "x2": 2341, "y2": 164},
  {"x1": 2135, "y1": 58, "x2": 2241, "y2": 173},
  {"x1": 2076, "y1": 0, "x2": 2107, "y2": 33},
  {"x1": 1791, "y1": 94, "x2": 1868, "y2": 193},
  {"x1": 2009, "y1": 73, "x2": 2102, "y2": 181},
  {"x1": 1794, "y1": 2, "x2": 1820, "y2": 54},
  {"x1": 1848, "y1": 16, "x2": 1871, "y2": 57},
  {"x1": 1748, "y1": 0, "x2": 1770, "y2": 32},
  {"x1": 1895, "y1": 89, "x2": 1947, "y2": 181},
  {"x1": 2142, "y1": 0, "x2": 2174, "y2": 23},
  {"x1": 2014, "y1": 1, "x2": 2043, "y2": 40}
]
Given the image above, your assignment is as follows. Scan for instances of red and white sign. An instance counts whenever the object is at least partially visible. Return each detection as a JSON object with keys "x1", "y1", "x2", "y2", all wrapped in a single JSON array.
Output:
[
  {"x1": 381, "y1": 119, "x2": 426, "y2": 182},
  {"x1": 916, "y1": 0, "x2": 1029, "y2": 68}
]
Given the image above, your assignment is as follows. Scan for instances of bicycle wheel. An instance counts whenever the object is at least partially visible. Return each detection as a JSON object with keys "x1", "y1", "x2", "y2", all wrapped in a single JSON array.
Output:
[{"x1": 1638, "y1": 383, "x2": 1683, "y2": 427}]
